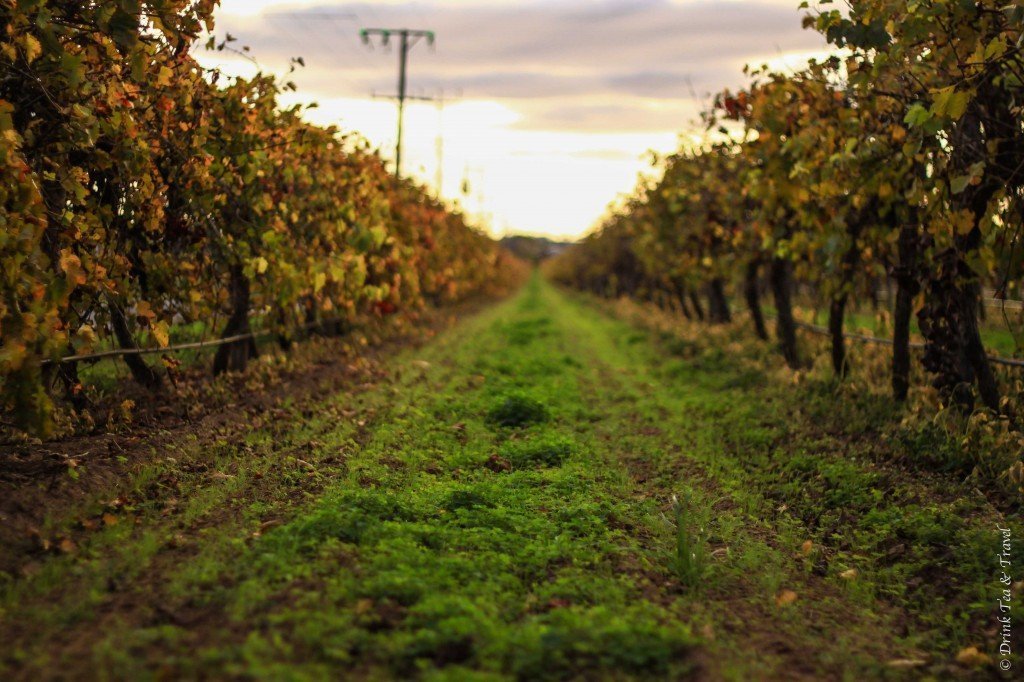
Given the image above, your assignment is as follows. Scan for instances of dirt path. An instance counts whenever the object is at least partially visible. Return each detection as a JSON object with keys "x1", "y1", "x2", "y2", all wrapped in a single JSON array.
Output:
[{"x1": 0, "y1": 276, "x2": 1015, "y2": 680}]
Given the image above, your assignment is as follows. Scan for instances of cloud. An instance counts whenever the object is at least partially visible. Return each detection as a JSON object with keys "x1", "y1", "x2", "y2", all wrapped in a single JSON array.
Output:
[
  {"x1": 512, "y1": 101, "x2": 698, "y2": 134},
  {"x1": 511, "y1": 147, "x2": 644, "y2": 161},
  {"x1": 203, "y1": 0, "x2": 828, "y2": 133},
  {"x1": 200, "y1": 1, "x2": 833, "y2": 238}
]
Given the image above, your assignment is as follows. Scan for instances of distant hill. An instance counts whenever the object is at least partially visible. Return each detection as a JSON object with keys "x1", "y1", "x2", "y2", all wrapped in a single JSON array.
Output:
[{"x1": 500, "y1": 235, "x2": 573, "y2": 263}]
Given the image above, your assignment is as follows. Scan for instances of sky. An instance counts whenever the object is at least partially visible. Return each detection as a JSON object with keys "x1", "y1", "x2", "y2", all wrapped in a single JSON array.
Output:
[{"x1": 198, "y1": 0, "x2": 832, "y2": 240}]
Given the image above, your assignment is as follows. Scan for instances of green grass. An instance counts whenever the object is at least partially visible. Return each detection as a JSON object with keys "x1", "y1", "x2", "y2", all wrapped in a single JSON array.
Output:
[
  {"x1": 1, "y1": 274, "x2": 1020, "y2": 680},
  {"x1": 763, "y1": 301, "x2": 1023, "y2": 358}
]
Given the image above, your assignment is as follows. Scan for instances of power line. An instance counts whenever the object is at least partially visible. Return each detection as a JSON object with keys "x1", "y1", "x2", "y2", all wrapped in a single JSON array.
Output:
[
  {"x1": 433, "y1": 88, "x2": 462, "y2": 196},
  {"x1": 360, "y1": 28, "x2": 436, "y2": 179},
  {"x1": 371, "y1": 87, "x2": 460, "y2": 195}
]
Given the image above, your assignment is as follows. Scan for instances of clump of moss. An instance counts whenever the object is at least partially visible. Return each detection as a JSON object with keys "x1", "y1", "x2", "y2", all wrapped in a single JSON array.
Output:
[
  {"x1": 444, "y1": 488, "x2": 492, "y2": 511},
  {"x1": 501, "y1": 435, "x2": 573, "y2": 469},
  {"x1": 486, "y1": 392, "x2": 549, "y2": 428}
]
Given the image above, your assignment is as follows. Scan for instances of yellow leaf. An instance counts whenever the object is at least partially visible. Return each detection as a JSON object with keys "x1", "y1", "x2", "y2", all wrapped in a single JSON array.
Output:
[
  {"x1": 775, "y1": 589, "x2": 798, "y2": 607},
  {"x1": 135, "y1": 300, "x2": 157, "y2": 322},
  {"x1": 77, "y1": 324, "x2": 96, "y2": 341},
  {"x1": 931, "y1": 86, "x2": 971, "y2": 121},
  {"x1": 313, "y1": 272, "x2": 327, "y2": 292},
  {"x1": 58, "y1": 250, "x2": 87, "y2": 286},
  {"x1": 22, "y1": 35, "x2": 41, "y2": 64},
  {"x1": 984, "y1": 37, "x2": 1007, "y2": 61},
  {"x1": 954, "y1": 646, "x2": 991, "y2": 667},
  {"x1": 155, "y1": 66, "x2": 173, "y2": 87},
  {"x1": 151, "y1": 320, "x2": 169, "y2": 348},
  {"x1": 952, "y1": 209, "x2": 974, "y2": 236}
]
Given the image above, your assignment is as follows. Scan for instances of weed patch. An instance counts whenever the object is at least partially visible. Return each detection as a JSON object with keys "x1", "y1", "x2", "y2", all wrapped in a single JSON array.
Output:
[
  {"x1": 500, "y1": 435, "x2": 574, "y2": 469},
  {"x1": 667, "y1": 490, "x2": 708, "y2": 588},
  {"x1": 486, "y1": 392, "x2": 549, "y2": 428}
]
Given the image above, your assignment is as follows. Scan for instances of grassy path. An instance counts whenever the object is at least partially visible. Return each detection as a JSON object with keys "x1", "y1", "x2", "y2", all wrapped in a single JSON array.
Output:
[{"x1": 1, "y1": 275, "x2": 1018, "y2": 680}]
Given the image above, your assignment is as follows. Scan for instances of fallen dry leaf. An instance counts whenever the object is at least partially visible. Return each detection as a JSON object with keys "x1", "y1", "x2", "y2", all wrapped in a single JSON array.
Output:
[
  {"x1": 955, "y1": 646, "x2": 991, "y2": 667},
  {"x1": 775, "y1": 589, "x2": 798, "y2": 607},
  {"x1": 839, "y1": 568, "x2": 858, "y2": 580},
  {"x1": 800, "y1": 540, "x2": 813, "y2": 556}
]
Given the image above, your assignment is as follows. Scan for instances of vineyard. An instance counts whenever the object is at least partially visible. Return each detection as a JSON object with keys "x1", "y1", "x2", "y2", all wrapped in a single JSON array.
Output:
[
  {"x1": 2, "y1": 1, "x2": 1024, "y2": 680},
  {"x1": 549, "y1": 0, "x2": 1024, "y2": 493}
]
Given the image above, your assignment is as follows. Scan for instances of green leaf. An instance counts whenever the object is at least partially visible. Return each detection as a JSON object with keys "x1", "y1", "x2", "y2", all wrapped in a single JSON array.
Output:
[
  {"x1": 930, "y1": 87, "x2": 970, "y2": 121},
  {"x1": 61, "y1": 52, "x2": 85, "y2": 88},
  {"x1": 950, "y1": 175, "x2": 970, "y2": 195},
  {"x1": 984, "y1": 37, "x2": 1007, "y2": 60},
  {"x1": 108, "y1": 7, "x2": 141, "y2": 50},
  {"x1": 130, "y1": 51, "x2": 146, "y2": 82},
  {"x1": 904, "y1": 103, "x2": 931, "y2": 127}
]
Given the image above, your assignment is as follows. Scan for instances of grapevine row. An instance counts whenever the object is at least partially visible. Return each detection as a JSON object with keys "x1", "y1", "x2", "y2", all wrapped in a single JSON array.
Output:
[
  {"x1": 0, "y1": 2, "x2": 525, "y2": 436},
  {"x1": 549, "y1": 0, "x2": 1024, "y2": 412}
]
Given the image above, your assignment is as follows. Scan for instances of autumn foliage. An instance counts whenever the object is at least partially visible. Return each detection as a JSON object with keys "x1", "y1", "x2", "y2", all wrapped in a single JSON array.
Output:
[
  {"x1": 0, "y1": 1, "x2": 524, "y2": 436},
  {"x1": 550, "y1": 0, "x2": 1024, "y2": 413}
]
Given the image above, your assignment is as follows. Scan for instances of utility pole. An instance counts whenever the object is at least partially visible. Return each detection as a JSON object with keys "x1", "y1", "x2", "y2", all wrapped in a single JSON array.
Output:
[
  {"x1": 360, "y1": 28, "x2": 435, "y2": 179},
  {"x1": 374, "y1": 87, "x2": 460, "y2": 196},
  {"x1": 432, "y1": 89, "x2": 461, "y2": 196}
]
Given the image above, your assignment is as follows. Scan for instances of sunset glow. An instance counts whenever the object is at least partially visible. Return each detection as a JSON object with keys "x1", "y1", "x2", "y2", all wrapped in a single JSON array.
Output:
[{"x1": 199, "y1": 1, "x2": 833, "y2": 239}]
